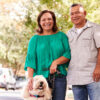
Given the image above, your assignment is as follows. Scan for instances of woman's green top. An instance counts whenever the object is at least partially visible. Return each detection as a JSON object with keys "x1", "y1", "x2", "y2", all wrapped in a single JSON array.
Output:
[{"x1": 24, "y1": 31, "x2": 71, "y2": 78}]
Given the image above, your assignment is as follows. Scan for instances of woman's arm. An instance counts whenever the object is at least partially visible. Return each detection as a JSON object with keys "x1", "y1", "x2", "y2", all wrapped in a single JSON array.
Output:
[
  {"x1": 27, "y1": 67, "x2": 34, "y2": 78},
  {"x1": 50, "y1": 33, "x2": 71, "y2": 74},
  {"x1": 50, "y1": 56, "x2": 70, "y2": 74},
  {"x1": 54, "y1": 56, "x2": 70, "y2": 65},
  {"x1": 27, "y1": 67, "x2": 34, "y2": 90}
]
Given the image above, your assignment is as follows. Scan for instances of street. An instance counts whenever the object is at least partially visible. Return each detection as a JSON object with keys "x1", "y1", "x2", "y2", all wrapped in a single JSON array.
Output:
[
  {"x1": 0, "y1": 88, "x2": 73, "y2": 100},
  {"x1": 0, "y1": 96, "x2": 23, "y2": 100},
  {"x1": 0, "y1": 89, "x2": 24, "y2": 100}
]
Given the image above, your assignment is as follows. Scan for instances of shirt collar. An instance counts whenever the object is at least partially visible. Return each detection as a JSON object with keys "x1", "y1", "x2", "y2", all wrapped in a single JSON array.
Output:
[{"x1": 72, "y1": 20, "x2": 93, "y2": 32}]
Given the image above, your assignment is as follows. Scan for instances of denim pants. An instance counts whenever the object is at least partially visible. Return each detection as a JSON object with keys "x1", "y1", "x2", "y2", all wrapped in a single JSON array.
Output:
[
  {"x1": 72, "y1": 82, "x2": 100, "y2": 100},
  {"x1": 52, "y1": 76, "x2": 67, "y2": 100}
]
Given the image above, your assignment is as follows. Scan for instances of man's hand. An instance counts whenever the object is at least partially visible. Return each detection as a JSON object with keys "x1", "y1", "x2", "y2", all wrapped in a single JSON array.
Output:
[{"x1": 93, "y1": 65, "x2": 100, "y2": 82}]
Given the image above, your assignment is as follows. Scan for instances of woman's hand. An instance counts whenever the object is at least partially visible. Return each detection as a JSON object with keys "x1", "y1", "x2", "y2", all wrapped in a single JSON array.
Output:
[
  {"x1": 27, "y1": 77, "x2": 33, "y2": 91},
  {"x1": 50, "y1": 56, "x2": 69, "y2": 74},
  {"x1": 50, "y1": 60, "x2": 58, "y2": 74},
  {"x1": 27, "y1": 67, "x2": 34, "y2": 90}
]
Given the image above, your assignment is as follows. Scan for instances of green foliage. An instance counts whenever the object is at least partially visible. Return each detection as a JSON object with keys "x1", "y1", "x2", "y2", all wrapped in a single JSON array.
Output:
[{"x1": 0, "y1": 0, "x2": 100, "y2": 70}]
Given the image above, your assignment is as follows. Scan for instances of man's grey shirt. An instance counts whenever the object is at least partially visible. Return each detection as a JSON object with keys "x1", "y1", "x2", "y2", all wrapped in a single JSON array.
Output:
[{"x1": 67, "y1": 21, "x2": 100, "y2": 85}]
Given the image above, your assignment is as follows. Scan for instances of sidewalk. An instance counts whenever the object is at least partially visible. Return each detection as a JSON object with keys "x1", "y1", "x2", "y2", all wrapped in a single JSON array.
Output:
[{"x1": 66, "y1": 89, "x2": 74, "y2": 100}]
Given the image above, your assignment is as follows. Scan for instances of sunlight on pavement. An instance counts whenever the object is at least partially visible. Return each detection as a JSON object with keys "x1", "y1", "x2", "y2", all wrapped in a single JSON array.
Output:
[
  {"x1": 66, "y1": 89, "x2": 74, "y2": 100},
  {"x1": 0, "y1": 89, "x2": 22, "y2": 97},
  {"x1": 0, "y1": 88, "x2": 74, "y2": 100}
]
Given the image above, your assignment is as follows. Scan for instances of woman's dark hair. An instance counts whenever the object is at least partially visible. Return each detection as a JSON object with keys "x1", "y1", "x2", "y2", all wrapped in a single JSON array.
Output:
[{"x1": 36, "y1": 10, "x2": 58, "y2": 33}]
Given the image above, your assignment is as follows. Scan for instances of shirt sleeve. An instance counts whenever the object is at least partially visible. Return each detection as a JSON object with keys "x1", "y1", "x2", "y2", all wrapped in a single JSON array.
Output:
[
  {"x1": 94, "y1": 24, "x2": 100, "y2": 48},
  {"x1": 24, "y1": 36, "x2": 37, "y2": 71},
  {"x1": 62, "y1": 33, "x2": 71, "y2": 59}
]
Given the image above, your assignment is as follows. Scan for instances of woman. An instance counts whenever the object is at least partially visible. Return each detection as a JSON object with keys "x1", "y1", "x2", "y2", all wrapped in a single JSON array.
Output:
[{"x1": 24, "y1": 10, "x2": 71, "y2": 100}]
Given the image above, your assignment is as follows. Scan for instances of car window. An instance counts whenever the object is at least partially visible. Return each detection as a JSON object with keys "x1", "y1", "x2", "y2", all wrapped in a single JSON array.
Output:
[{"x1": 16, "y1": 76, "x2": 26, "y2": 81}]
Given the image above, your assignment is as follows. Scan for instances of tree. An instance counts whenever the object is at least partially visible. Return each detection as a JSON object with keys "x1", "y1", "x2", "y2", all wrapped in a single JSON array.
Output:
[{"x1": 0, "y1": 0, "x2": 100, "y2": 74}]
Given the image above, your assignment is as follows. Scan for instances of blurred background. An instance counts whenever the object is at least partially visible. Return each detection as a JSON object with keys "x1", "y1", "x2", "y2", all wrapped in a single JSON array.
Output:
[{"x1": 0, "y1": 0, "x2": 100, "y2": 100}]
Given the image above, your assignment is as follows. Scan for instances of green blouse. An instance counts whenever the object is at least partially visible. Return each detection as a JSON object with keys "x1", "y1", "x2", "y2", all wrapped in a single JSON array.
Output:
[{"x1": 24, "y1": 31, "x2": 71, "y2": 78}]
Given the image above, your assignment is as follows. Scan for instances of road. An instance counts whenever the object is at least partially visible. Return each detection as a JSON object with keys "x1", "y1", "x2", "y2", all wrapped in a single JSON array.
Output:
[
  {"x1": 0, "y1": 88, "x2": 73, "y2": 100},
  {"x1": 66, "y1": 89, "x2": 74, "y2": 100},
  {"x1": 0, "y1": 89, "x2": 24, "y2": 100}
]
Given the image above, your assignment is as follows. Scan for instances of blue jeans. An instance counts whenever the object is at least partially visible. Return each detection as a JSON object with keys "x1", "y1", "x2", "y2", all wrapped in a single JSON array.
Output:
[
  {"x1": 72, "y1": 82, "x2": 100, "y2": 100},
  {"x1": 52, "y1": 76, "x2": 67, "y2": 100}
]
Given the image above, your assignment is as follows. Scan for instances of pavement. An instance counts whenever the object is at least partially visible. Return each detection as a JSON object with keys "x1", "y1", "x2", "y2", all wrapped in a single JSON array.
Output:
[
  {"x1": 0, "y1": 88, "x2": 74, "y2": 100},
  {"x1": 66, "y1": 89, "x2": 74, "y2": 100}
]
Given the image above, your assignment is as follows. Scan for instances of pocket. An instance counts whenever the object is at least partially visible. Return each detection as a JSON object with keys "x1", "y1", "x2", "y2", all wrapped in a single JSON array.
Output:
[
  {"x1": 82, "y1": 37, "x2": 92, "y2": 47},
  {"x1": 83, "y1": 37, "x2": 92, "y2": 40}
]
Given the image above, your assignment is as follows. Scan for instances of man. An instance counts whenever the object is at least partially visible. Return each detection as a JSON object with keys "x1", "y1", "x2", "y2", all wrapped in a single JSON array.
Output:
[{"x1": 67, "y1": 4, "x2": 100, "y2": 100}]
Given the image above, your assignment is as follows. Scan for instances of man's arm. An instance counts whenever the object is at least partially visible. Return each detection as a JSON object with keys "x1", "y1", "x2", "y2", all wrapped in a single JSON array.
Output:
[{"x1": 93, "y1": 48, "x2": 100, "y2": 82}]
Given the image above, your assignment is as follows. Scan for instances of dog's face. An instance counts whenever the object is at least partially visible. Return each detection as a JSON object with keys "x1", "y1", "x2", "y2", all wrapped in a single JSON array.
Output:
[
  {"x1": 33, "y1": 75, "x2": 48, "y2": 91},
  {"x1": 23, "y1": 75, "x2": 52, "y2": 100},
  {"x1": 29, "y1": 75, "x2": 49, "y2": 95}
]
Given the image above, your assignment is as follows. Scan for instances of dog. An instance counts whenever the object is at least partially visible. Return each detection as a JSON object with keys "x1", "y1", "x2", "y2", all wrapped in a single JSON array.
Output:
[{"x1": 22, "y1": 75, "x2": 52, "y2": 100}]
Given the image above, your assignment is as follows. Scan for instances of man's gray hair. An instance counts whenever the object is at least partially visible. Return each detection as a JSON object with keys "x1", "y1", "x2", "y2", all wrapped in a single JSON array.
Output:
[
  {"x1": 70, "y1": 3, "x2": 83, "y2": 8},
  {"x1": 70, "y1": 3, "x2": 85, "y2": 13}
]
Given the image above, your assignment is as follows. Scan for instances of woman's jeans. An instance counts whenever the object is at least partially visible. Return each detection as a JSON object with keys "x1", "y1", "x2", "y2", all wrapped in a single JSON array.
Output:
[
  {"x1": 52, "y1": 76, "x2": 67, "y2": 100},
  {"x1": 72, "y1": 82, "x2": 100, "y2": 100}
]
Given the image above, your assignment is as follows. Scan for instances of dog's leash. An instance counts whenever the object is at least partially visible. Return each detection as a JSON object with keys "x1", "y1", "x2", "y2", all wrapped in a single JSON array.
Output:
[
  {"x1": 30, "y1": 94, "x2": 44, "y2": 98},
  {"x1": 48, "y1": 70, "x2": 61, "y2": 89}
]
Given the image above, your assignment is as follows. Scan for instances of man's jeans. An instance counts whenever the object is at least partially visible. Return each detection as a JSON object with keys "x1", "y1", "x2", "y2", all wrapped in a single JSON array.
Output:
[
  {"x1": 52, "y1": 76, "x2": 66, "y2": 100},
  {"x1": 72, "y1": 82, "x2": 100, "y2": 100}
]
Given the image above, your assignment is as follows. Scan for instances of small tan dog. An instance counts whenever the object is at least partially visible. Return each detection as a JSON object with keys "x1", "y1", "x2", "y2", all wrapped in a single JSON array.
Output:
[{"x1": 23, "y1": 75, "x2": 52, "y2": 100}]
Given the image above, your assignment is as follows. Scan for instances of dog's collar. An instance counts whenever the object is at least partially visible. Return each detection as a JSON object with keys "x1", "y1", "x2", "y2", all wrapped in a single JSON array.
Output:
[{"x1": 30, "y1": 94, "x2": 44, "y2": 98}]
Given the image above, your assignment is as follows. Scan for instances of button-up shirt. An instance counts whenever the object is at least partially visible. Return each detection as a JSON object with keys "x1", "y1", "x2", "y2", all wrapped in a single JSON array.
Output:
[{"x1": 67, "y1": 21, "x2": 100, "y2": 85}]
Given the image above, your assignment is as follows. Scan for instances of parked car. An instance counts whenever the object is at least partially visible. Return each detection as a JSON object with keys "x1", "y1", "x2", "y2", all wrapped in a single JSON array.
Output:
[
  {"x1": 0, "y1": 68, "x2": 16, "y2": 90},
  {"x1": 15, "y1": 76, "x2": 26, "y2": 89}
]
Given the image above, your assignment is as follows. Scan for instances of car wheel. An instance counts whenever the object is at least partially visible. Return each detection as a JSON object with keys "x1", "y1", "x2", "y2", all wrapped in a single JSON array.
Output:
[
  {"x1": 5, "y1": 84, "x2": 9, "y2": 90},
  {"x1": 13, "y1": 83, "x2": 16, "y2": 90}
]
